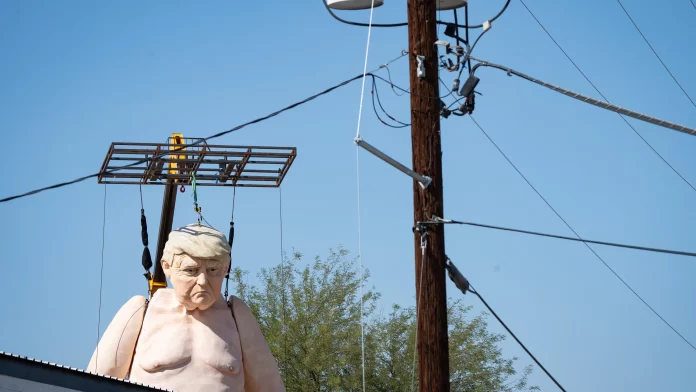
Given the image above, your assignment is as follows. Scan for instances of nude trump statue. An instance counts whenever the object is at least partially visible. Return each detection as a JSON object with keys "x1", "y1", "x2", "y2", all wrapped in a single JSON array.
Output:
[{"x1": 87, "y1": 224, "x2": 285, "y2": 392}]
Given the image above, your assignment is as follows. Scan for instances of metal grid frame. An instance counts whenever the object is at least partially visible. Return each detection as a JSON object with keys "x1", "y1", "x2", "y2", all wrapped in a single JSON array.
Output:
[{"x1": 97, "y1": 139, "x2": 296, "y2": 188}]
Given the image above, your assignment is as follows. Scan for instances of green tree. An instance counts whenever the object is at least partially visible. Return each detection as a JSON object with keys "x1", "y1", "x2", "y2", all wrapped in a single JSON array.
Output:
[
  {"x1": 231, "y1": 247, "x2": 537, "y2": 392},
  {"x1": 232, "y1": 247, "x2": 379, "y2": 391}
]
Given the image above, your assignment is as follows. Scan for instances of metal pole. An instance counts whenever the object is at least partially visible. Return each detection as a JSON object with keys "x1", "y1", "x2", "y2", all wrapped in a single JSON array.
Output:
[{"x1": 154, "y1": 182, "x2": 177, "y2": 284}]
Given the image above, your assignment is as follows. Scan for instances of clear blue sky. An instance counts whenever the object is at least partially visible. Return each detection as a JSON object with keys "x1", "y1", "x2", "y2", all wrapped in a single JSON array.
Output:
[{"x1": 1, "y1": 1, "x2": 695, "y2": 390}]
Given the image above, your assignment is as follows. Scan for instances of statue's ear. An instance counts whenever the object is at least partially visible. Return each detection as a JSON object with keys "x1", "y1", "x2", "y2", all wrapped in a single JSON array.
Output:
[{"x1": 161, "y1": 259, "x2": 172, "y2": 279}]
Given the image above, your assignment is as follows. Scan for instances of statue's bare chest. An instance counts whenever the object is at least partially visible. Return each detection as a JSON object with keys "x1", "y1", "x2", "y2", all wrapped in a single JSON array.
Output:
[{"x1": 129, "y1": 293, "x2": 244, "y2": 391}]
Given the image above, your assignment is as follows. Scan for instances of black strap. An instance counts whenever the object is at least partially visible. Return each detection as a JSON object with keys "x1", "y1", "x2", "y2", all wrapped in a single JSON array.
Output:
[
  {"x1": 227, "y1": 296, "x2": 244, "y2": 362},
  {"x1": 140, "y1": 209, "x2": 153, "y2": 280},
  {"x1": 224, "y1": 221, "x2": 234, "y2": 298}
]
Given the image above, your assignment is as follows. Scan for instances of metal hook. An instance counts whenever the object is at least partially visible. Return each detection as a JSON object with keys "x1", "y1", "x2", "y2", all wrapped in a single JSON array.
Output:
[{"x1": 419, "y1": 231, "x2": 428, "y2": 257}]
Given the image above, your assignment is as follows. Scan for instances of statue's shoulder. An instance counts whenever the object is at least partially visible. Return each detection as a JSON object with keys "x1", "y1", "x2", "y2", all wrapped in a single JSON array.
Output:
[
  {"x1": 86, "y1": 295, "x2": 147, "y2": 376},
  {"x1": 227, "y1": 295, "x2": 264, "y2": 335},
  {"x1": 227, "y1": 295, "x2": 252, "y2": 314},
  {"x1": 123, "y1": 295, "x2": 147, "y2": 309},
  {"x1": 227, "y1": 295, "x2": 257, "y2": 324},
  {"x1": 110, "y1": 295, "x2": 148, "y2": 329}
]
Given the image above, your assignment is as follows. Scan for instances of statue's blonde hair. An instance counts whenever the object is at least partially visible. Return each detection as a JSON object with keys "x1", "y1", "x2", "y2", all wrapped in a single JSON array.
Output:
[{"x1": 162, "y1": 224, "x2": 230, "y2": 268}]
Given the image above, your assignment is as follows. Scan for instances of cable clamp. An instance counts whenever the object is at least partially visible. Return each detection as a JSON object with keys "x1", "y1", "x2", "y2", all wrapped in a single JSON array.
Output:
[
  {"x1": 445, "y1": 256, "x2": 470, "y2": 294},
  {"x1": 434, "y1": 40, "x2": 451, "y2": 49},
  {"x1": 430, "y1": 215, "x2": 452, "y2": 223},
  {"x1": 414, "y1": 222, "x2": 428, "y2": 234},
  {"x1": 416, "y1": 55, "x2": 426, "y2": 79},
  {"x1": 419, "y1": 230, "x2": 428, "y2": 256},
  {"x1": 194, "y1": 203, "x2": 202, "y2": 225}
]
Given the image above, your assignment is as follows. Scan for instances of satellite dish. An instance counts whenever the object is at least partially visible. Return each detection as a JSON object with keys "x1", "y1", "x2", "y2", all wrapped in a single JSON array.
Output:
[
  {"x1": 436, "y1": 0, "x2": 467, "y2": 10},
  {"x1": 326, "y1": 0, "x2": 385, "y2": 10}
]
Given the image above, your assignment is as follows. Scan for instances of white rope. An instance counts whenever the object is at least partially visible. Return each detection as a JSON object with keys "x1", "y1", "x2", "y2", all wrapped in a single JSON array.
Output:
[
  {"x1": 354, "y1": 2, "x2": 377, "y2": 391},
  {"x1": 356, "y1": 146, "x2": 366, "y2": 391},
  {"x1": 354, "y1": 0, "x2": 377, "y2": 140},
  {"x1": 410, "y1": 234, "x2": 427, "y2": 392}
]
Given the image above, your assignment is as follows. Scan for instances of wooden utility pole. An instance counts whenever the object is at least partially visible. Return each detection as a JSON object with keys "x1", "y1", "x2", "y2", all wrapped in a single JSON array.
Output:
[{"x1": 407, "y1": 0, "x2": 449, "y2": 391}]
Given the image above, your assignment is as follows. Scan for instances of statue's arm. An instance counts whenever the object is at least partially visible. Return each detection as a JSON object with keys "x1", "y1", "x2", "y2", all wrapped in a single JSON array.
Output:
[
  {"x1": 86, "y1": 295, "x2": 147, "y2": 379},
  {"x1": 230, "y1": 295, "x2": 286, "y2": 392}
]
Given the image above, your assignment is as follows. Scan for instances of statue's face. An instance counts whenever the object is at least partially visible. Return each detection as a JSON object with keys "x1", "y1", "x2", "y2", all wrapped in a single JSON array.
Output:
[{"x1": 163, "y1": 254, "x2": 227, "y2": 311}]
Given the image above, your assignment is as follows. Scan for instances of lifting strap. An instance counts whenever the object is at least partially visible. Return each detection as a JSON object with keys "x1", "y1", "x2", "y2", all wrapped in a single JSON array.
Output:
[
  {"x1": 140, "y1": 209, "x2": 153, "y2": 281},
  {"x1": 227, "y1": 296, "x2": 244, "y2": 362}
]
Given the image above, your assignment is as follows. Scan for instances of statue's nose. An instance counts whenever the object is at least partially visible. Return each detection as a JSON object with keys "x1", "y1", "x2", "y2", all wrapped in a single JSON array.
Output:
[{"x1": 196, "y1": 271, "x2": 208, "y2": 285}]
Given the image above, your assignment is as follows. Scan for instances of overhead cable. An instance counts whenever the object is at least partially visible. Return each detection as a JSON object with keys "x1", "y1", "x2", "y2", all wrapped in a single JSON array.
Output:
[
  {"x1": 0, "y1": 62, "x2": 408, "y2": 205},
  {"x1": 422, "y1": 218, "x2": 696, "y2": 258},
  {"x1": 615, "y1": 0, "x2": 696, "y2": 108},
  {"x1": 517, "y1": 0, "x2": 696, "y2": 193},
  {"x1": 321, "y1": 0, "x2": 510, "y2": 29},
  {"x1": 450, "y1": 117, "x2": 696, "y2": 352},
  {"x1": 469, "y1": 285, "x2": 567, "y2": 392},
  {"x1": 462, "y1": 6, "x2": 472, "y2": 71},
  {"x1": 371, "y1": 77, "x2": 410, "y2": 128},
  {"x1": 466, "y1": 116, "x2": 696, "y2": 351},
  {"x1": 469, "y1": 59, "x2": 696, "y2": 137},
  {"x1": 445, "y1": 256, "x2": 567, "y2": 391}
]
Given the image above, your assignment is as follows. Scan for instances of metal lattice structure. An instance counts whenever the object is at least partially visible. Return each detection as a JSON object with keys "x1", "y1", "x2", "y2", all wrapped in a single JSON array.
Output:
[{"x1": 97, "y1": 136, "x2": 296, "y2": 188}]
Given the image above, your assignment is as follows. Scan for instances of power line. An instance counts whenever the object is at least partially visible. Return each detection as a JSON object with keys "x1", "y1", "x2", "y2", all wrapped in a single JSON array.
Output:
[
  {"x1": 422, "y1": 217, "x2": 696, "y2": 258},
  {"x1": 468, "y1": 59, "x2": 696, "y2": 137},
  {"x1": 371, "y1": 77, "x2": 410, "y2": 128},
  {"x1": 0, "y1": 67, "x2": 407, "y2": 205},
  {"x1": 615, "y1": 0, "x2": 696, "y2": 108},
  {"x1": 380, "y1": 63, "x2": 406, "y2": 96},
  {"x1": 444, "y1": 256, "x2": 567, "y2": 390},
  {"x1": 517, "y1": 0, "x2": 696, "y2": 193},
  {"x1": 465, "y1": 115, "x2": 696, "y2": 352},
  {"x1": 468, "y1": 28, "x2": 490, "y2": 58},
  {"x1": 469, "y1": 284, "x2": 567, "y2": 392},
  {"x1": 463, "y1": 6, "x2": 472, "y2": 71}
]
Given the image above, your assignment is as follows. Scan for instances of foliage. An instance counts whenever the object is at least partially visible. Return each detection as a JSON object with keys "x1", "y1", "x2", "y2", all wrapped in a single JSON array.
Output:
[{"x1": 231, "y1": 247, "x2": 538, "y2": 392}]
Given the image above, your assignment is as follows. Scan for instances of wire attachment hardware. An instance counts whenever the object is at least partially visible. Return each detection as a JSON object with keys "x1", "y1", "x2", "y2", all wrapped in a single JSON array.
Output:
[
  {"x1": 419, "y1": 230, "x2": 428, "y2": 257},
  {"x1": 416, "y1": 55, "x2": 426, "y2": 79},
  {"x1": 445, "y1": 256, "x2": 470, "y2": 294},
  {"x1": 354, "y1": 137, "x2": 432, "y2": 189}
]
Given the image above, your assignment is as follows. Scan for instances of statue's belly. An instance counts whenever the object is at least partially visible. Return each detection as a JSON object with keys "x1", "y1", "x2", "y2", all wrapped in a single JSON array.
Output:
[{"x1": 128, "y1": 298, "x2": 244, "y2": 392}]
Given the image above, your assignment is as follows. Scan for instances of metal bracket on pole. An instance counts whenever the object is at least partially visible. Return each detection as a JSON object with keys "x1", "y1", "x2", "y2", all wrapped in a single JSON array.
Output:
[
  {"x1": 416, "y1": 55, "x2": 426, "y2": 79},
  {"x1": 355, "y1": 137, "x2": 432, "y2": 189}
]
